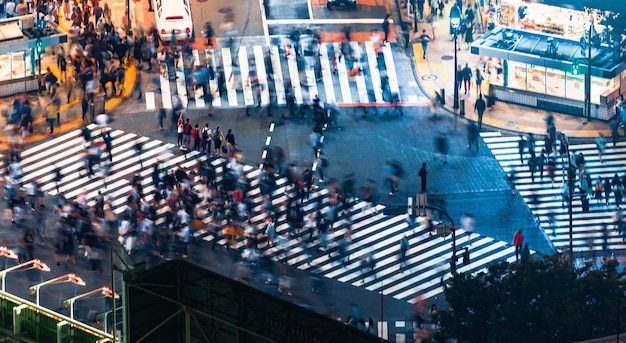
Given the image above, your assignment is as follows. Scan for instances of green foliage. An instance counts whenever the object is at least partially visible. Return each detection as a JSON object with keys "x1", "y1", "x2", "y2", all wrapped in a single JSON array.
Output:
[{"x1": 437, "y1": 256, "x2": 626, "y2": 343}]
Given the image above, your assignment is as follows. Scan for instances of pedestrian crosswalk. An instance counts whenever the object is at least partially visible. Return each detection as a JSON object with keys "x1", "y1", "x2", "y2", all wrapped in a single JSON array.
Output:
[
  {"x1": 19, "y1": 127, "x2": 518, "y2": 303},
  {"x1": 481, "y1": 131, "x2": 626, "y2": 254},
  {"x1": 145, "y1": 40, "x2": 415, "y2": 111}
]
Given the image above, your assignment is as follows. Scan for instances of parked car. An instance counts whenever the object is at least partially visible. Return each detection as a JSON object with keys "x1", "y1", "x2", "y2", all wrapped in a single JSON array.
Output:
[{"x1": 326, "y1": 0, "x2": 357, "y2": 10}]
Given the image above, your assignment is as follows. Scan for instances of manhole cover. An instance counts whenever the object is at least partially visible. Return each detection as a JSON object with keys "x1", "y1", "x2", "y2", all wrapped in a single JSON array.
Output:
[
  {"x1": 506, "y1": 121, "x2": 518, "y2": 128},
  {"x1": 441, "y1": 55, "x2": 453, "y2": 60},
  {"x1": 421, "y1": 75, "x2": 437, "y2": 80}
]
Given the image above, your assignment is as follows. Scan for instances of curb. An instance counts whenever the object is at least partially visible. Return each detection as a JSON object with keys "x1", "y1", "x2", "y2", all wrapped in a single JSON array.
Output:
[
  {"x1": 0, "y1": 64, "x2": 137, "y2": 151},
  {"x1": 407, "y1": 41, "x2": 611, "y2": 139}
]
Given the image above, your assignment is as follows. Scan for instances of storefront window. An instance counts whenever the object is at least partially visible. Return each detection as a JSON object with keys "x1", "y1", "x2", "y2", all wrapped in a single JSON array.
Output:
[
  {"x1": 499, "y1": 0, "x2": 604, "y2": 40},
  {"x1": 505, "y1": 60, "x2": 611, "y2": 104},
  {"x1": 565, "y1": 73, "x2": 584, "y2": 101},
  {"x1": 526, "y1": 65, "x2": 546, "y2": 93},
  {"x1": 12, "y1": 51, "x2": 32, "y2": 79},
  {"x1": 0, "y1": 50, "x2": 33, "y2": 82},
  {"x1": 593, "y1": 75, "x2": 613, "y2": 104},
  {"x1": 545, "y1": 67, "x2": 565, "y2": 98},
  {"x1": 508, "y1": 60, "x2": 527, "y2": 90}
]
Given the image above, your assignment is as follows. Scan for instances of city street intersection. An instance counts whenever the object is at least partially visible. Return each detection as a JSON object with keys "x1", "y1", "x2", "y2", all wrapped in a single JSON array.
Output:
[{"x1": 0, "y1": 0, "x2": 622, "y2": 341}]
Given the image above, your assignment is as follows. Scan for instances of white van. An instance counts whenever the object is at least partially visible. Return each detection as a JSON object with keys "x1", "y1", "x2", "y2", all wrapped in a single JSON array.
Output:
[{"x1": 153, "y1": 0, "x2": 194, "y2": 42}]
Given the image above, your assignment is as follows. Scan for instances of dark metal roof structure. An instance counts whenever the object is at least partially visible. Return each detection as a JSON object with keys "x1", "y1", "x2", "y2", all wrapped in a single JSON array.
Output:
[
  {"x1": 471, "y1": 26, "x2": 625, "y2": 79},
  {"x1": 127, "y1": 260, "x2": 384, "y2": 343}
]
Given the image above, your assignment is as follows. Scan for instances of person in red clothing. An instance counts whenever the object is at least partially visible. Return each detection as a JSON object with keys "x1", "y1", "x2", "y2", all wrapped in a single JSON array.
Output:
[
  {"x1": 513, "y1": 229, "x2": 524, "y2": 262},
  {"x1": 182, "y1": 119, "x2": 192, "y2": 149},
  {"x1": 191, "y1": 124, "x2": 200, "y2": 151}
]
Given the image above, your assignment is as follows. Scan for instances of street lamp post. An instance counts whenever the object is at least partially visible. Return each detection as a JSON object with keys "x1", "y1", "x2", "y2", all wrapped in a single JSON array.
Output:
[
  {"x1": 450, "y1": 6, "x2": 461, "y2": 110},
  {"x1": 585, "y1": 14, "x2": 595, "y2": 119},
  {"x1": 561, "y1": 133, "x2": 574, "y2": 260},
  {"x1": 412, "y1": 0, "x2": 418, "y2": 33},
  {"x1": 0, "y1": 258, "x2": 50, "y2": 293},
  {"x1": 29, "y1": 273, "x2": 86, "y2": 306},
  {"x1": 64, "y1": 286, "x2": 120, "y2": 320}
]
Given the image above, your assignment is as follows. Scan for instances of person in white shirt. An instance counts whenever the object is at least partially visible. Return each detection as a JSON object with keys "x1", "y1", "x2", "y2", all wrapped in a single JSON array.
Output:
[
  {"x1": 5, "y1": 0, "x2": 15, "y2": 18},
  {"x1": 176, "y1": 225, "x2": 191, "y2": 258}
]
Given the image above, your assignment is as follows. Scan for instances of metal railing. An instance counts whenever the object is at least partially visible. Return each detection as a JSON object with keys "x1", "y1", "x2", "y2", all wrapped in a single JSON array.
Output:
[{"x1": 0, "y1": 289, "x2": 113, "y2": 343}]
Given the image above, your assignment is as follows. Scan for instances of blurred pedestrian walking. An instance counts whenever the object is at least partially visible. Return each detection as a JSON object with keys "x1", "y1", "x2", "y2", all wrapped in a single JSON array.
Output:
[
  {"x1": 474, "y1": 93, "x2": 486, "y2": 129},
  {"x1": 382, "y1": 14, "x2": 391, "y2": 43},
  {"x1": 418, "y1": 162, "x2": 427, "y2": 193},
  {"x1": 513, "y1": 229, "x2": 524, "y2": 262},
  {"x1": 467, "y1": 122, "x2": 479, "y2": 152},
  {"x1": 596, "y1": 133, "x2": 607, "y2": 163},
  {"x1": 383, "y1": 160, "x2": 401, "y2": 196},
  {"x1": 399, "y1": 235, "x2": 409, "y2": 269},
  {"x1": 135, "y1": 140, "x2": 144, "y2": 168},
  {"x1": 434, "y1": 132, "x2": 449, "y2": 164},
  {"x1": 517, "y1": 134, "x2": 526, "y2": 163}
]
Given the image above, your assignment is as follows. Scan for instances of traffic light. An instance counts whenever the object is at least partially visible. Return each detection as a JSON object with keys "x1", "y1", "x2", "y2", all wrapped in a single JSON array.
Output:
[
  {"x1": 35, "y1": 38, "x2": 44, "y2": 54},
  {"x1": 572, "y1": 61, "x2": 579, "y2": 75}
]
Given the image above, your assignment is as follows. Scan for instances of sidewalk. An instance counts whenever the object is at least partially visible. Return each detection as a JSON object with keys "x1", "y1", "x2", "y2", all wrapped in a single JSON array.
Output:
[
  {"x1": 0, "y1": 2, "x2": 137, "y2": 151},
  {"x1": 399, "y1": 2, "x2": 611, "y2": 139}
]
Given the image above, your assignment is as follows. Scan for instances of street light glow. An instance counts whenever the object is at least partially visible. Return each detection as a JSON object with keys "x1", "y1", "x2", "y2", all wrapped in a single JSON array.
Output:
[
  {"x1": 0, "y1": 246, "x2": 18, "y2": 260},
  {"x1": 1, "y1": 259, "x2": 51, "y2": 292},
  {"x1": 29, "y1": 273, "x2": 87, "y2": 306},
  {"x1": 62, "y1": 286, "x2": 120, "y2": 320}
]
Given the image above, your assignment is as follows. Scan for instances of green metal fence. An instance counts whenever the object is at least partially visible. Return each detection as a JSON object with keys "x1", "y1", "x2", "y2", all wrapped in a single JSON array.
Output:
[{"x1": 0, "y1": 290, "x2": 113, "y2": 343}]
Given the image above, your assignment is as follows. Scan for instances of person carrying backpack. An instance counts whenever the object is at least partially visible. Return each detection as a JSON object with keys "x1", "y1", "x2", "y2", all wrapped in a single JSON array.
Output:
[
  {"x1": 400, "y1": 235, "x2": 409, "y2": 267},
  {"x1": 182, "y1": 118, "x2": 192, "y2": 149},
  {"x1": 213, "y1": 126, "x2": 223, "y2": 156},
  {"x1": 201, "y1": 123, "x2": 212, "y2": 155}
]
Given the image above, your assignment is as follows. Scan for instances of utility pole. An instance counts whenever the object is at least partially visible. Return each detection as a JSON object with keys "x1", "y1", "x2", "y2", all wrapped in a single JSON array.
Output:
[
  {"x1": 412, "y1": 0, "x2": 418, "y2": 33},
  {"x1": 585, "y1": 14, "x2": 594, "y2": 119}
]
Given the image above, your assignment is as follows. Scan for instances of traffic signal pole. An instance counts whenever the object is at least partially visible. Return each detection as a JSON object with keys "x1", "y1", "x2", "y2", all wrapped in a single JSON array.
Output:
[{"x1": 404, "y1": 196, "x2": 458, "y2": 272}]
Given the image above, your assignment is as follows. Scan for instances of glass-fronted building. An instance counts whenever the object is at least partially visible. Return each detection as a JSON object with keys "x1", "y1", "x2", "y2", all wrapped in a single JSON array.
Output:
[
  {"x1": 472, "y1": 0, "x2": 624, "y2": 120},
  {"x1": 0, "y1": 15, "x2": 67, "y2": 97}
]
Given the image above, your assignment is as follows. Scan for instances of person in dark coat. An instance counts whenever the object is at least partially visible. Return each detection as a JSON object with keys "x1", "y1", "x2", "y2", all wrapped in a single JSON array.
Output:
[
  {"x1": 382, "y1": 14, "x2": 391, "y2": 43},
  {"x1": 474, "y1": 93, "x2": 486, "y2": 129},
  {"x1": 418, "y1": 162, "x2": 427, "y2": 192}
]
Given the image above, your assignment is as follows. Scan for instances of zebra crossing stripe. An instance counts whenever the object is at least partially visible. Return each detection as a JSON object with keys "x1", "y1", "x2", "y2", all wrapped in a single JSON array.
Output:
[
  {"x1": 253, "y1": 45, "x2": 271, "y2": 106},
  {"x1": 304, "y1": 65, "x2": 318, "y2": 100},
  {"x1": 191, "y1": 49, "x2": 206, "y2": 108},
  {"x1": 159, "y1": 64, "x2": 173, "y2": 110},
  {"x1": 318, "y1": 43, "x2": 336, "y2": 103},
  {"x1": 145, "y1": 92, "x2": 156, "y2": 110},
  {"x1": 286, "y1": 53, "x2": 303, "y2": 104},
  {"x1": 208, "y1": 50, "x2": 222, "y2": 107},
  {"x1": 175, "y1": 55, "x2": 189, "y2": 109},
  {"x1": 17, "y1": 128, "x2": 524, "y2": 304},
  {"x1": 365, "y1": 42, "x2": 384, "y2": 103},
  {"x1": 351, "y1": 42, "x2": 369, "y2": 104},
  {"x1": 21, "y1": 129, "x2": 125, "y2": 177},
  {"x1": 383, "y1": 44, "x2": 400, "y2": 96},
  {"x1": 481, "y1": 131, "x2": 626, "y2": 253},
  {"x1": 147, "y1": 42, "x2": 404, "y2": 110},
  {"x1": 378, "y1": 321, "x2": 388, "y2": 340},
  {"x1": 221, "y1": 48, "x2": 238, "y2": 106},
  {"x1": 334, "y1": 42, "x2": 352, "y2": 104},
  {"x1": 239, "y1": 46, "x2": 255, "y2": 106},
  {"x1": 270, "y1": 46, "x2": 286, "y2": 105}
]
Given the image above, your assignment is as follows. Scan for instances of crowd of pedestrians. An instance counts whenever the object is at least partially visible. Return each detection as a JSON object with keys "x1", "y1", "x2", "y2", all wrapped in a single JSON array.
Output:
[{"x1": 508, "y1": 112, "x2": 626, "y2": 246}]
